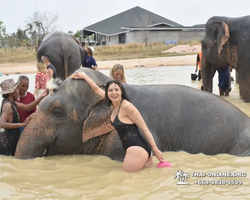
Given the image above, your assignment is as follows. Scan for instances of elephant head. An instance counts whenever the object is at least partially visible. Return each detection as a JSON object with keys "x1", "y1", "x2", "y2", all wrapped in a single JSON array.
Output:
[
  {"x1": 201, "y1": 17, "x2": 232, "y2": 92},
  {"x1": 15, "y1": 68, "x2": 122, "y2": 159}
]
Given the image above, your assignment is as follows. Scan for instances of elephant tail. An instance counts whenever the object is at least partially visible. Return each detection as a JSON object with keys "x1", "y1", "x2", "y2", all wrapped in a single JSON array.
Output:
[{"x1": 61, "y1": 49, "x2": 69, "y2": 79}]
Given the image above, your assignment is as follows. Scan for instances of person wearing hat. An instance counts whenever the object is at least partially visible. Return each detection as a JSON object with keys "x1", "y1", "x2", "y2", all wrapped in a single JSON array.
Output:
[
  {"x1": 82, "y1": 46, "x2": 98, "y2": 70},
  {"x1": 0, "y1": 79, "x2": 48, "y2": 156}
]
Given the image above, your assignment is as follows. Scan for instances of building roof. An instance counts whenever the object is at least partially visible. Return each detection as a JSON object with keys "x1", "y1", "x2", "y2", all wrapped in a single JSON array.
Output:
[
  {"x1": 192, "y1": 24, "x2": 206, "y2": 28},
  {"x1": 83, "y1": 6, "x2": 184, "y2": 36}
]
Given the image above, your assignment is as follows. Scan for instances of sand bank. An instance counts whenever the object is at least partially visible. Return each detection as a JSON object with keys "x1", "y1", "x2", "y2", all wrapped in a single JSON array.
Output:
[{"x1": 0, "y1": 55, "x2": 196, "y2": 75}]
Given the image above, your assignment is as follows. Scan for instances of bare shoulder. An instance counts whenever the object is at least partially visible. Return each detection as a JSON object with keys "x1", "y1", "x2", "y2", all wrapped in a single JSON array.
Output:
[
  {"x1": 121, "y1": 100, "x2": 136, "y2": 112},
  {"x1": 2, "y1": 102, "x2": 12, "y2": 112},
  {"x1": 2, "y1": 102, "x2": 11, "y2": 109}
]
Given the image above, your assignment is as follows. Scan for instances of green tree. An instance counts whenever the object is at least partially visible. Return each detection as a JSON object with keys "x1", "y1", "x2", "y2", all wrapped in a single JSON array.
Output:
[
  {"x1": 24, "y1": 22, "x2": 37, "y2": 43},
  {"x1": 68, "y1": 31, "x2": 73, "y2": 36},
  {"x1": 6, "y1": 33, "x2": 16, "y2": 50},
  {"x1": 16, "y1": 27, "x2": 27, "y2": 47},
  {"x1": 73, "y1": 30, "x2": 81, "y2": 40},
  {"x1": 0, "y1": 21, "x2": 7, "y2": 50}
]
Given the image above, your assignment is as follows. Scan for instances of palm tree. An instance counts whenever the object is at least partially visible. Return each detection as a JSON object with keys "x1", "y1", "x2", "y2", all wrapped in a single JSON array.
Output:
[
  {"x1": 16, "y1": 28, "x2": 27, "y2": 47},
  {"x1": 34, "y1": 21, "x2": 45, "y2": 37},
  {"x1": 174, "y1": 170, "x2": 184, "y2": 181},
  {"x1": 182, "y1": 173, "x2": 190, "y2": 182}
]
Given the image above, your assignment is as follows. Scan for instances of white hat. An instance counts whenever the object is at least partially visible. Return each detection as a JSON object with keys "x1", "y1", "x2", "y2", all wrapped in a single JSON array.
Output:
[{"x1": 87, "y1": 46, "x2": 95, "y2": 55}]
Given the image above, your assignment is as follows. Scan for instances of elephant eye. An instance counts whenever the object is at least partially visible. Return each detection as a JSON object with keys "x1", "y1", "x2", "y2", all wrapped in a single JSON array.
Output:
[{"x1": 52, "y1": 108, "x2": 64, "y2": 119}]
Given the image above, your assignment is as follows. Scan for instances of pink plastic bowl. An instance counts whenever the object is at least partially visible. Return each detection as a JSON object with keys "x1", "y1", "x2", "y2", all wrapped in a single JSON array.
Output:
[{"x1": 157, "y1": 161, "x2": 172, "y2": 168}]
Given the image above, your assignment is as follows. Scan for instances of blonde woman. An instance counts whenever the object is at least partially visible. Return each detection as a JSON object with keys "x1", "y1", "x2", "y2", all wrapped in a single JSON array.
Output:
[
  {"x1": 109, "y1": 64, "x2": 127, "y2": 83},
  {"x1": 34, "y1": 61, "x2": 49, "y2": 99}
]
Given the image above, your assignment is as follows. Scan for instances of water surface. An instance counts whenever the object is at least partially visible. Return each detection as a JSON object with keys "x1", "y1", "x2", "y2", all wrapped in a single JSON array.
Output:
[{"x1": 0, "y1": 66, "x2": 249, "y2": 200}]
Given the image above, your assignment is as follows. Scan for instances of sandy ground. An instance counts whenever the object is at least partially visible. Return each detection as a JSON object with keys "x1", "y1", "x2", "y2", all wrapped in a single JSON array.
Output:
[
  {"x1": 0, "y1": 55, "x2": 197, "y2": 75},
  {"x1": 163, "y1": 45, "x2": 201, "y2": 54}
]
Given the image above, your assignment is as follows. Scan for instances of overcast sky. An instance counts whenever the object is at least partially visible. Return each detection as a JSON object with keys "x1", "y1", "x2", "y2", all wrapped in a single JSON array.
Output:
[{"x1": 1, "y1": 0, "x2": 250, "y2": 34}]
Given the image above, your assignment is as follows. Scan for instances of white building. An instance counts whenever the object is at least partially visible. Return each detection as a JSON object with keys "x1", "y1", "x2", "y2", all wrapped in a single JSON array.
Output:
[{"x1": 82, "y1": 6, "x2": 205, "y2": 45}]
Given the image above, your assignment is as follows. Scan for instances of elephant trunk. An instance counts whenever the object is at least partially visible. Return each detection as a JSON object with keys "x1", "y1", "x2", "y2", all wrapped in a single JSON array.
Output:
[
  {"x1": 201, "y1": 67, "x2": 214, "y2": 92},
  {"x1": 15, "y1": 110, "x2": 55, "y2": 159},
  {"x1": 201, "y1": 47, "x2": 216, "y2": 93}
]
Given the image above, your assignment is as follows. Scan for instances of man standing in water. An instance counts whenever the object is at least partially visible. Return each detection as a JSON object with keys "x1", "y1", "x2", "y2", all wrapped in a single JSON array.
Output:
[{"x1": 16, "y1": 76, "x2": 36, "y2": 134}]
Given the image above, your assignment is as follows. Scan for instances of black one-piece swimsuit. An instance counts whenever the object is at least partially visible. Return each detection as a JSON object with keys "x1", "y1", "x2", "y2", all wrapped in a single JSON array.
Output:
[{"x1": 110, "y1": 101, "x2": 152, "y2": 158}]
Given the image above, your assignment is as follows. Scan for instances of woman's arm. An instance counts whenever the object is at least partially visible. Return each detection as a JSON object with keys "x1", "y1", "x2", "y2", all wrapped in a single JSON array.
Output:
[
  {"x1": 16, "y1": 89, "x2": 48, "y2": 111},
  {"x1": 71, "y1": 71, "x2": 105, "y2": 98},
  {"x1": 125, "y1": 102, "x2": 163, "y2": 161},
  {"x1": 0, "y1": 103, "x2": 28, "y2": 128},
  {"x1": 34, "y1": 88, "x2": 38, "y2": 96},
  {"x1": 34, "y1": 74, "x2": 39, "y2": 96}
]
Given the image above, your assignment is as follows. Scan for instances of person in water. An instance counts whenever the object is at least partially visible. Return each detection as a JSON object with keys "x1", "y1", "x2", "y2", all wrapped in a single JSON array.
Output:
[
  {"x1": 71, "y1": 71, "x2": 163, "y2": 172},
  {"x1": 0, "y1": 79, "x2": 48, "y2": 156},
  {"x1": 109, "y1": 64, "x2": 127, "y2": 83}
]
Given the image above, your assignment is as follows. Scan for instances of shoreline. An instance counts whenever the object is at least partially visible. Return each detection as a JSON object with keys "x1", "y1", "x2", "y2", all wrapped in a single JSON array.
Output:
[{"x1": 0, "y1": 55, "x2": 196, "y2": 75}]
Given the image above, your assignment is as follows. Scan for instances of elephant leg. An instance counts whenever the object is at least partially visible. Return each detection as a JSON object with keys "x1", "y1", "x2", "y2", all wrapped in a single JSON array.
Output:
[{"x1": 238, "y1": 70, "x2": 250, "y2": 102}]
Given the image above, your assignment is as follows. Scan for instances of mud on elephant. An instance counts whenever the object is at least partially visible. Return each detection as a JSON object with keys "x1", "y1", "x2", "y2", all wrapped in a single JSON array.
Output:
[
  {"x1": 15, "y1": 68, "x2": 250, "y2": 159},
  {"x1": 201, "y1": 15, "x2": 250, "y2": 102},
  {"x1": 37, "y1": 31, "x2": 85, "y2": 79}
]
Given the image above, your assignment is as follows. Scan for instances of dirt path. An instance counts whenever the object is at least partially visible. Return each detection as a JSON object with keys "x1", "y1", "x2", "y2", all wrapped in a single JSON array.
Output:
[{"x1": 0, "y1": 55, "x2": 196, "y2": 75}]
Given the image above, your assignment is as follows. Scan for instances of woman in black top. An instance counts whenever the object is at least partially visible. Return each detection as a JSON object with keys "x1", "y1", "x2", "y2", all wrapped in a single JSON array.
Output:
[
  {"x1": 0, "y1": 79, "x2": 48, "y2": 156},
  {"x1": 71, "y1": 72, "x2": 163, "y2": 172}
]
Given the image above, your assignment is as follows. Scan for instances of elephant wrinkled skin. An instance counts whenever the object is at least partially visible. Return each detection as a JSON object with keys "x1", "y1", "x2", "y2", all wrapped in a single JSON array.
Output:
[
  {"x1": 201, "y1": 15, "x2": 250, "y2": 102},
  {"x1": 15, "y1": 68, "x2": 250, "y2": 159}
]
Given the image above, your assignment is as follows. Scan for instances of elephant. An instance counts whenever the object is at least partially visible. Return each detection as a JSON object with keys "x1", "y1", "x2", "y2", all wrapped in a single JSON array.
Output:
[
  {"x1": 201, "y1": 15, "x2": 250, "y2": 102},
  {"x1": 15, "y1": 68, "x2": 250, "y2": 159},
  {"x1": 36, "y1": 31, "x2": 85, "y2": 79}
]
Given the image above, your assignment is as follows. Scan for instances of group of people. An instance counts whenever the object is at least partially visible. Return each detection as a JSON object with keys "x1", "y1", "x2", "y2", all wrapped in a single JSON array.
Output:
[
  {"x1": 0, "y1": 54, "x2": 57, "y2": 156},
  {"x1": 82, "y1": 46, "x2": 127, "y2": 83},
  {"x1": 0, "y1": 45, "x2": 164, "y2": 173},
  {"x1": 195, "y1": 51, "x2": 231, "y2": 96}
]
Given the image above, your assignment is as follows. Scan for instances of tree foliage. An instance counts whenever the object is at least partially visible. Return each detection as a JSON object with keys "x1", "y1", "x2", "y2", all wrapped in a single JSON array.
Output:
[
  {"x1": 0, "y1": 21, "x2": 7, "y2": 50},
  {"x1": 0, "y1": 11, "x2": 60, "y2": 50},
  {"x1": 28, "y1": 11, "x2": 59, "y2": 33}
]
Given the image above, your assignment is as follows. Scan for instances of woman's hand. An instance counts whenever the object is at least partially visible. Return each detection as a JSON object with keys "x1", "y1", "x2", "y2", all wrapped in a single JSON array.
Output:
[
  {"x1": 153, "y1": 148, "x2": 164, "y2": 162},
  {"x1": 71, "y1": 72, "x2": 87, "y2": 80}
]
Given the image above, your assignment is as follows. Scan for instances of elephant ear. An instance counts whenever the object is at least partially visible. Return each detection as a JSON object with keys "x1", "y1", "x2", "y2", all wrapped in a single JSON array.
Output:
[
  {"x1": 212, "y1": 21, "x2": 230, "y2": 54},
  {"x1": 82, "y1": 99, "x2": 115, "y2": 143}
]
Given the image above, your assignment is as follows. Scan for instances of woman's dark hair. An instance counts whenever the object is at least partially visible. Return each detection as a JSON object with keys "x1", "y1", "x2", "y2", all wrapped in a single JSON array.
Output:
[
  {"x1": 105, "y1": 80, "x2": 130, "y2": 106},
  {"x1": 2, "y1": 94, "x2": 9, "y2": 99}
]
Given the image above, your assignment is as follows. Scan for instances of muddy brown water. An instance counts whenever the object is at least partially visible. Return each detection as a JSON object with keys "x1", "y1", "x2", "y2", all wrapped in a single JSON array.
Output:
[{"x1": 0, "y1": 66, "x2": 249, "y2": 200}]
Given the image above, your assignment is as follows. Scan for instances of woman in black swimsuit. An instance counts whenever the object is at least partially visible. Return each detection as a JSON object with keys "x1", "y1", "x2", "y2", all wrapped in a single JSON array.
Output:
[{"x1": 71, "y1": 72, "x2": 163, "y2": 172}]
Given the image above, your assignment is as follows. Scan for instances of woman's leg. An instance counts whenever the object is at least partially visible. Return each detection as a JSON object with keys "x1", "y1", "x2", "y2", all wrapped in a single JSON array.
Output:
[{"x1": 123, "y1": 146, "x2": 151, "y2": 172}]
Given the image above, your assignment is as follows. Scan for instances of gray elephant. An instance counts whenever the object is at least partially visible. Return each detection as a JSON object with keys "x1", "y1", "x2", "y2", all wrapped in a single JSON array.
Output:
[
  {"x1": 201, "y1": 15, "x2": 250, "y2": 102},
  {"x1": 15, "y1": 68, "x2": 250, "y2": 159},
  {"x1": 37, "y1": 31, "x2": 85, "y2": 79}
]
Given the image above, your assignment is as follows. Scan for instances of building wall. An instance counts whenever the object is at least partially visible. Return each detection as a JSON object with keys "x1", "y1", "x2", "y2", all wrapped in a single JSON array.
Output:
[
  {"x1": 126, "y1": 31, "x2": 205, "y2": 43},
  {"x1": 105, "y1": 35, "x2": 119, "y2": 45}
]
